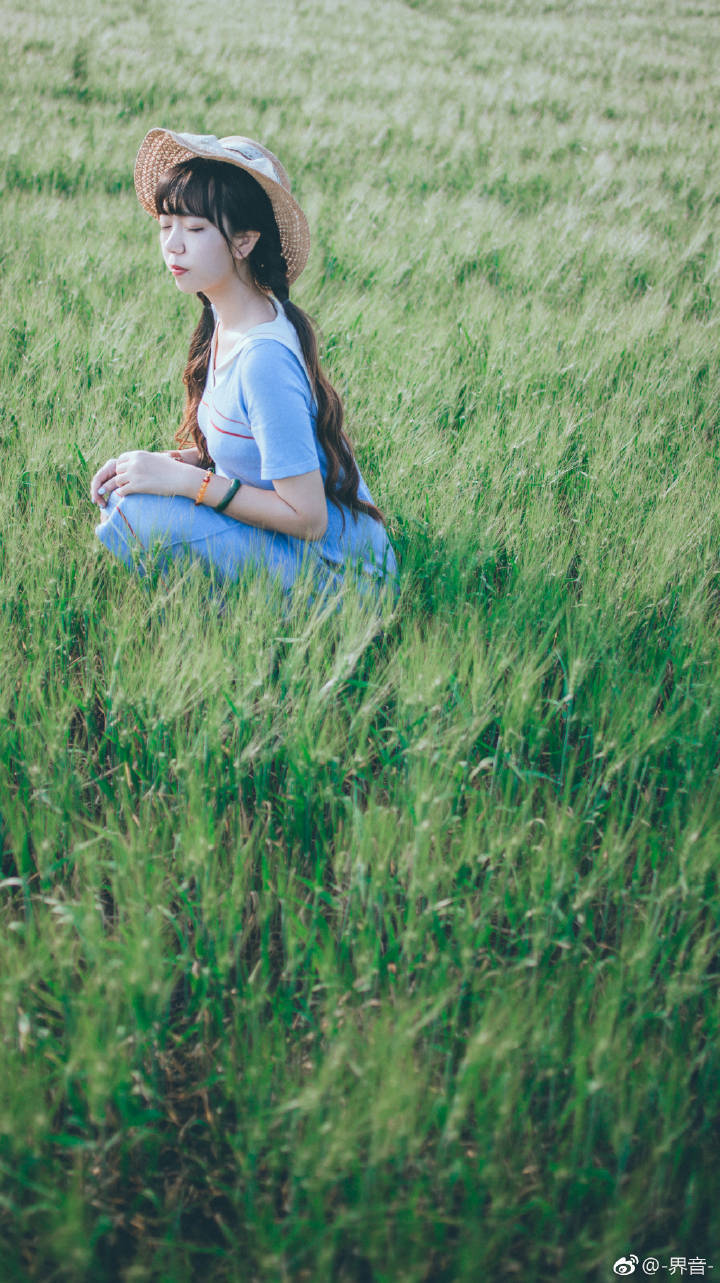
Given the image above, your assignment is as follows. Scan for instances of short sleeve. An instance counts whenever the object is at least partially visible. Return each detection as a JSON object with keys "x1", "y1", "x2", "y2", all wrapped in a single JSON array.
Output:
[{"x1": 237, "y1": 339, "x2": 320, "y2": 481}]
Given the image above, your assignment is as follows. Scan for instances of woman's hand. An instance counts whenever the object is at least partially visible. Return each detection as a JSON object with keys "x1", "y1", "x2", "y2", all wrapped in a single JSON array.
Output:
[
  {"x1": 166, "y1": 446, "x2": 202, "y2": 467},
  {"x1": 91, "y1": 448, "x2": 203, "y2": 507},
  {"x1": 90, "y1": 457, "x2": 118, "y2": 507},
  {"x1": 113, "y1": 450, "x2": 197, "y2": 499}
]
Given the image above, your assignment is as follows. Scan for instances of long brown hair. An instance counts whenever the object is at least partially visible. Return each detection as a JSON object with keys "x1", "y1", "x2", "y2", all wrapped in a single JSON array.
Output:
[{"x1": 154, "y1": 158, "x2": 385, "y2": 529}]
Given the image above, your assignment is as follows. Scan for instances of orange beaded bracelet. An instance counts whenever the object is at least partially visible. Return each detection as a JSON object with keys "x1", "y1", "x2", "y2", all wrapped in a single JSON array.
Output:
[{"x1": 194, "y1": 469, "x2": 213, "y2": 506}]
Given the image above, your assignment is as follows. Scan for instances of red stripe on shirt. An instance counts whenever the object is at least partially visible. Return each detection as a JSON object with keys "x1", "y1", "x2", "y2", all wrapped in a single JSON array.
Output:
[
  {"x1": 208, "y1": 418, "x2": 254, "y2": 440},
  {"x1": 201, "y1": 398, "x2": 252, "y2": 428}
]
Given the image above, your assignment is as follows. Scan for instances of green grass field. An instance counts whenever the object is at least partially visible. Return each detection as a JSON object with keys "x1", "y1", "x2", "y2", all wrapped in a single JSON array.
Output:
[{"x1": 1, "y1": 0, "x2": 719, "y2": 1278}]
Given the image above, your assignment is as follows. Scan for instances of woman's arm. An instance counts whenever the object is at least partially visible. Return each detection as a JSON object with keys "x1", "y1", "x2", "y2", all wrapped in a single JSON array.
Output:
[
  {"x1": 200, "y1": 468, "x2": 328, "y2": 541},
  {"x1": 112, "y1": 451, "x2": 328, "y2": 541}
]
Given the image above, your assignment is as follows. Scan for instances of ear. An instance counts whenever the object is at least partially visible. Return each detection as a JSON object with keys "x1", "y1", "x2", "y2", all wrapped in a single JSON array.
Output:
[{"x1": 232, "y1": 230, "x2": 261, "y2": 261}]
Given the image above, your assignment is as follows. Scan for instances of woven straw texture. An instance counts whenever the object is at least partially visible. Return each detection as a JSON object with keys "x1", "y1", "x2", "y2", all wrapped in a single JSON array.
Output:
[{"x1": 134, "y1": 129, "x2": 310, "y2": 284}]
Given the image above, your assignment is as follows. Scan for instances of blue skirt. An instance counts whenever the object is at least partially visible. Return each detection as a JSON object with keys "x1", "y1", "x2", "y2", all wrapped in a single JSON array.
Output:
[{"x1": 95, "y1": 491, "x2": 397, "y2": 600}]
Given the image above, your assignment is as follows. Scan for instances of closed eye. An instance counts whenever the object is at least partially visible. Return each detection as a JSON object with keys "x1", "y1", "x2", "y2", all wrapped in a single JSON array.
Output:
[{"x1": 159, "y1": 221, "x2": 207, "y2": 232}]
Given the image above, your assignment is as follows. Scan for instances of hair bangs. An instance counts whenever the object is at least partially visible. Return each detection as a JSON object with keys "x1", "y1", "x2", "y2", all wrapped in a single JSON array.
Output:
[{"x1": 154, "y1": 161, "x2": 222, "y2": 225}]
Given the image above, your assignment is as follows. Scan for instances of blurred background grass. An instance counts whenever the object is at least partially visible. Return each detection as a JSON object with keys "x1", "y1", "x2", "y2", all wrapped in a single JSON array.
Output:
[{"x1": 1, "y1": 0, "x2": 719, "y2": 1279}]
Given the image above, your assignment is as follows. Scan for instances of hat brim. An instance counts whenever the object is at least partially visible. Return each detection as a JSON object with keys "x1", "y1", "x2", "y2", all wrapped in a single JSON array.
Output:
[{"x1": 134, "y1": 128, "x2": 310, "y2": 285}]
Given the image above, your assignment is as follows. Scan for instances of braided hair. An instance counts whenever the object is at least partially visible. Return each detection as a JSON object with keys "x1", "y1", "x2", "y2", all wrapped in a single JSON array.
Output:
[{"x1": 154, "y1": 158, "x2": 385, "y2": 530}]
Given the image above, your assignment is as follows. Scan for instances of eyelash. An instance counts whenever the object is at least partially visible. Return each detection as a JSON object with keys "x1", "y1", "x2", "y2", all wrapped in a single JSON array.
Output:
[{"x1": 160, "y1": 225, "x2": 205, "y2": 233}]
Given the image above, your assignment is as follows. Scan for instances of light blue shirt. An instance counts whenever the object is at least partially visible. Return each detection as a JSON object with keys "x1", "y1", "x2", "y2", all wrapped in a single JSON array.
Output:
[{"x1": 197, "y1": 302, "x2": 396, "y2": 576}]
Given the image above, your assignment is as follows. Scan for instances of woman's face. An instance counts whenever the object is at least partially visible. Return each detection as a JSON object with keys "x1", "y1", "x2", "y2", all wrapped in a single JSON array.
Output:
[{"x1": 158, "y1": 213, "x2": 238, "y2": 295}]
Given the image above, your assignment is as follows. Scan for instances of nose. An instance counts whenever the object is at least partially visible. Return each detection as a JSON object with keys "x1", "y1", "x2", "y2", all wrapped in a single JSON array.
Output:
[{"x1": 165, "y1": 221, "x2": 185, "y2": 254}]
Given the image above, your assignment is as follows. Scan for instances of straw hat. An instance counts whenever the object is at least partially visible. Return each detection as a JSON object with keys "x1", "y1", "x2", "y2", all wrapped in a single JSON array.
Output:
[{"x1": 134, "y1": 128, "x2": 310, "y2": 284}]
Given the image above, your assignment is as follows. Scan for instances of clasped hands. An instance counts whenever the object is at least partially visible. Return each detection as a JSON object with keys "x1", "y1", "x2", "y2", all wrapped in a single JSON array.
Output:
[{"x1": 90, "y1": 448, "x2": 201, "y2": 508}]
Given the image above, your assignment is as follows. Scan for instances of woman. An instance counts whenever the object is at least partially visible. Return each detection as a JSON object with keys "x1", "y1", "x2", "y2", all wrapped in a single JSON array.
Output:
[{"x1": 91, "y1": 129, "x2": 397, "y2": 598}]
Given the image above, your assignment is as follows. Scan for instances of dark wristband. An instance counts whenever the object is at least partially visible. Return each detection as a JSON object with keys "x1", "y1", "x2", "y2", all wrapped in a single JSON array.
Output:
[{"x1": 214, "y1": 478, "x2": 242, "y2": 513}]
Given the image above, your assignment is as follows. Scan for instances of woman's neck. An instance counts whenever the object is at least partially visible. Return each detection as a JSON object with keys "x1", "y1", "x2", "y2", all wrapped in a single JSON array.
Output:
[{"x1": 204, "y1": 271, "x2": 276, "y2": 335}]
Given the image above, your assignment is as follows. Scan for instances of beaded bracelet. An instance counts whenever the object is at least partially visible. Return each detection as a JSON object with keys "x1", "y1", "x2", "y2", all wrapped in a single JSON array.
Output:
[
  {"x1": 214, "y1": 478, "x2": 241, "y2": 514},
  {"x1": 194, "y1": 469, "x2": 213, "y2": 506}
]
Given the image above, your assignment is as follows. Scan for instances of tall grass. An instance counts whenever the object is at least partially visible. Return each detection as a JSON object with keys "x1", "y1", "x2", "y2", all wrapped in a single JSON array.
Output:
[{"x1": 1, "y1": 0, "x2": 719, "y2": 1278}]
